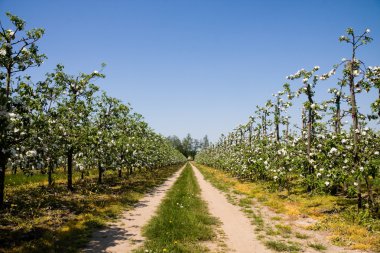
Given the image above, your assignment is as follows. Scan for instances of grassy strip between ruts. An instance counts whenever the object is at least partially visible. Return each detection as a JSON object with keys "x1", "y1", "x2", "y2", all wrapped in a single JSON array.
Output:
[
  {"x1": 135, "y1": 163, "x2": 218, "y2": 253},
  {"x1": 194, "y1": 163, "x2": 380, "y2": 252},
  {"x1": 0, "y1": 163, "x2": 184, "y2": 253}
]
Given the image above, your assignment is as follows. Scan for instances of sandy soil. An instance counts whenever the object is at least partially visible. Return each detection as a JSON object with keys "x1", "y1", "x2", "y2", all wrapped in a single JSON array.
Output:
[
  {"x1": 192, "y1": 163, "x2": 368, "y2": 253},
  {"x1": 83, "y1": 165, "x2": 185, "y2": 253},
  {"x1": 84, "y1": 163, "x2": 366, "y2": 253},
  {"x1": 248, "y1": 198, "x2": 366, "y2": 253},
  {"x1": 191, "y1": 163, "x2": 271, "y2": 253}
]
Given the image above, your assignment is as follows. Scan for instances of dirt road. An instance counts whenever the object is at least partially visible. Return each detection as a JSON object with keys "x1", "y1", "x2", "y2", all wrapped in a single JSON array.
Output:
[
  {"x1": 83, "y1": 165, "x2": 185, "y2": 253},
  {"x1": 191, "y1": 163, "x2": 270, "y2": 253}
]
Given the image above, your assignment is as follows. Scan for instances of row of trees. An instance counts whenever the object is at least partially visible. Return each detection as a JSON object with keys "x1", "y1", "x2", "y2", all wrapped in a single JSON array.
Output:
[
  {"x1": 167, "y1": 134, "x2": 210, "y2": 159},
  {"x1": 0, "y1": 13, "x2": 186, "y2": 207},
  {"x1": 196, "y1": 28, "x2": 380, "y2": 214}
]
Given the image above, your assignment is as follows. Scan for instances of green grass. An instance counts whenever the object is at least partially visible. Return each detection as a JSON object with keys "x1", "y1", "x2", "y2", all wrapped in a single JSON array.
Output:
[
  {"x1": 136, "y1": 163, "x2": 218, "y2": 253},
  {"x1": 295, "y1": 232, "x2": 309, "y2": 239},
  {"x1": 0, "y1": 164, "x2": 184, "y2": 253},
  {"x1": 239, "y1": 196, "x2": 252, "y2": 207},
  {"x1": 5, "y1": 167, "x2": 113, "y2": 187},
  {"x1": 308, "y1": 242, "x2": 327, "y2": 251},
  {"x1": 264, "y1": 240, "x2": 301, "y2": 252},
  {"x1": 266, "y1": 227, "x2": 280, "y2": 236},
  {"x1": 5, "y1": 171, "x2": 55, "y2": 186},
  {"x1": 275, "y1": 224, "x2": 292, "y2": 235}
]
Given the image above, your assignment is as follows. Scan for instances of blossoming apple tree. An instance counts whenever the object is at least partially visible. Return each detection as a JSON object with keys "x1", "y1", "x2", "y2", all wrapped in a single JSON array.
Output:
[
  {"x1": 0, "y1": 13, "x2": 186, "y2": 208},
  {"x1": 196, "y1": 28, "x2": 380, "y2": 213}
]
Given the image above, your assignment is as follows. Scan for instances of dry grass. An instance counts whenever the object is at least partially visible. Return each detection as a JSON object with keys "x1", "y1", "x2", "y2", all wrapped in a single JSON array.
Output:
[
  {"x1": 0, "y1": 164, "x2": 184, "y2": 253},
  {"x1": 195, "y1": 163, "x2": 380, "y2": 252}
]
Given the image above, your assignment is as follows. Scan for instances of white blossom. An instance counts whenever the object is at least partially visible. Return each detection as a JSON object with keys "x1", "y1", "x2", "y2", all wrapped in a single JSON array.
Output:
[
  {"x1": 7, "y1": 29, "x2": 14, "y2": 37},
  {"x1": 26, "y1": 150, "x2": 37, "y2": 157},
  {"x1": 21, "y1": 47, "x2": 29, "y2": 54}
]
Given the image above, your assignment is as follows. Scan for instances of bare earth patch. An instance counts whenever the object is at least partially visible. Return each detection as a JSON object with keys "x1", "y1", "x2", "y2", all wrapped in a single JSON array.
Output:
[{"x1": 248, "y1": 197, "x2": 367, "y2": 253}]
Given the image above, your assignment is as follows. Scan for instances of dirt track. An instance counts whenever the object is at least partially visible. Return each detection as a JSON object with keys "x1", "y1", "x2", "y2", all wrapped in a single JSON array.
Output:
[
  {"x1": 83, "y1": 165, "x2": 185, "y2": 253},
  {"x1": 84, "y1": 162, "x2": 367, "y2": 253},
  {"x1": 191, "y1": 163, "x2": 270, "y2": 253}
]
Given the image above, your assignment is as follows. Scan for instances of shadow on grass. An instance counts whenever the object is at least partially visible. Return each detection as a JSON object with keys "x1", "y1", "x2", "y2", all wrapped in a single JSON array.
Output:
[
  {"x1": 0, "y1": 164, "x2": 184, "y2": 253},
  {"x1": 82, "y1": 225, "x2": 133, "y2": 253}
]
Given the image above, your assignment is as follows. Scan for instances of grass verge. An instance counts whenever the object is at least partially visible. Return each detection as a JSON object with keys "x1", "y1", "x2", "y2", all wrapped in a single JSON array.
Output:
[
  {"x1": 0, "y1": 164, "x2": 184, "y2": 253},
  {"x1": 136, "y1": 163, "x2": 218, "y2": 253},
  {"x1": 194, "y1": 163, "x2": 380, "y2": 252},
  {"x1": 308, "y1": 242, "x2": 327, "y2": 251},
  {"x1": 265, "y1": 240, "x2": 301, "y2": 252}
]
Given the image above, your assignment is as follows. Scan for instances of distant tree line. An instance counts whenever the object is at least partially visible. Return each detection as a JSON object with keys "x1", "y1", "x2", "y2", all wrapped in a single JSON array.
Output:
[{"x1": 167, "y1": 134, "x2": 210, "y2": 159}]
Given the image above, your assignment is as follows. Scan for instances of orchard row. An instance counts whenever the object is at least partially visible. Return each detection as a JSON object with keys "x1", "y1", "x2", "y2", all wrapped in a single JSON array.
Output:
[
  {"x1": 0, "y1": 13, "x2": 186, "y2": 207},
  {"x1": 196, "y1": 28, "x2": 380, "y2": 214}
]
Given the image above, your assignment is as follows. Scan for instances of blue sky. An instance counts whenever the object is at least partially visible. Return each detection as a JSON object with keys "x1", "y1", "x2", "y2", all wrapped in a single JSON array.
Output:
[{"x1": 1, "y1": 0, "x2": 380, "y2": 142}]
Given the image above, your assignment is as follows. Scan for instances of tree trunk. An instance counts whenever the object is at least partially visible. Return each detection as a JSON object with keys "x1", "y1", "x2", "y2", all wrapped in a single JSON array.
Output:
[
  {"x1": 307, "y1": 122, "x2": 313, "y2": 192},
  {"x1": 285, "y1": 122, "x2": 289, "y2": 142},
  {"x1": 262, "y1": 115, "x2": 267, "y2": 139},
  {"x1": 357, "y1": 178, "x2": 362, "y2": 209},
  {"x1": 378, "y1": 88, "x2": 380, "y2": 118},
  {"x1": 302, "y1": 107, "x2": 306, "y2": 140},
  {"x1": 349, "y1": 81, "x2": 358, "y2": 139},
  {"x1": 335, "y1": 96, "x2": 341, "y2": 134},
  {"x1": 6, "y1": 67, "x2": 11, "y2": 98},
  {"x1": 348, "y1": 58, "x2": 361, "y2": 208},
  {"x1": 365, "y1": 177, "x2": 374, "y2": 209},
  {"x1": 275, "y1": 123, "x2": 280, "y2": 142},
  {"x1": 48, "y1": 164, "x2": 53, "y2": 186},
  {"x1": 67, "y1": 147, "x2": 74, "y2": 191},
  {"x1": 98, "y1": 161, "x2": 103, "y2": 184},
  {"x1": 248, "y1": 124, "x2": 252, "y2": 147},
  {"x1": 275, "y1": 97, "x2": 280, "y2": 142},
  {"x1": 118, "y1": 168, "x2": 122, "y2": 178},
  {"x1": 0, "y1": 152, "x2": 7, "y2": 208}
]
